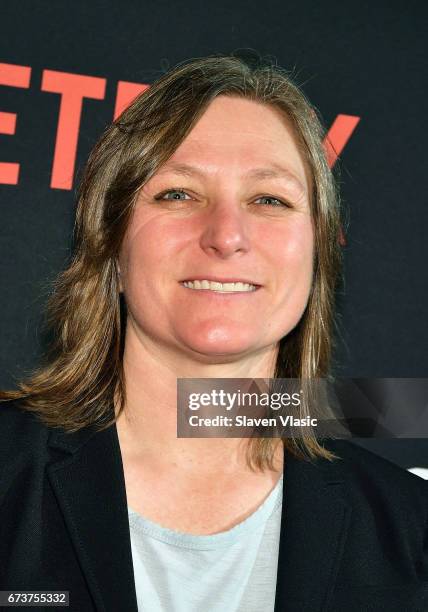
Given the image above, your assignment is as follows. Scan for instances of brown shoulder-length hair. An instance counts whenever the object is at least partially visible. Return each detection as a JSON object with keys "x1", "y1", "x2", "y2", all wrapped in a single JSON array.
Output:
[{"x1": 0, "y1": 52, "x2": 343, "y2": 469}]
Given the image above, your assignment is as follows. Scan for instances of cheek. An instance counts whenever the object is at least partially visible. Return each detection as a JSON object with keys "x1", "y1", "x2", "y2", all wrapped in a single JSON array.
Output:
[
  {"x1": 286, "y1": 226, "x2": 314, "y2": 274},
  {"x1": 261, "y1": 217, "x2": 314, "y2": 276},
  {"x1": 265, "y1": 221, "x2": 314, "y2": 334},
  {"x1": 120, "y1": 214, "x2": 183, "y2": 283}
]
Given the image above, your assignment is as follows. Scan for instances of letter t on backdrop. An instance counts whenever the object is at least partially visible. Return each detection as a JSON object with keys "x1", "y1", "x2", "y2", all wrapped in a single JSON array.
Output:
[{"x1": 41, "y1": 70, "x2": 106, "y2": 190}]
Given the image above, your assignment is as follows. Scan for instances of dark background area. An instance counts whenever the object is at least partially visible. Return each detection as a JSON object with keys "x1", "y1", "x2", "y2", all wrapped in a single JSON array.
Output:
[{"x1": 1, "y1": 0, "x2": 427, "y2": 469}]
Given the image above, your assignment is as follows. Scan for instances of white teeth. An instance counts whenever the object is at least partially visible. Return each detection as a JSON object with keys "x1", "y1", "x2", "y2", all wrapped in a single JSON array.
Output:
[{"x1": 183, "y1": 280, "x2": 257, "y2": 292}]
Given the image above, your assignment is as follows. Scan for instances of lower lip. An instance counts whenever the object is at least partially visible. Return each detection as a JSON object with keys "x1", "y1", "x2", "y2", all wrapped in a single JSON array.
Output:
[{"x1": 180, "y1": 282, "x2": 261, "y2": 296}]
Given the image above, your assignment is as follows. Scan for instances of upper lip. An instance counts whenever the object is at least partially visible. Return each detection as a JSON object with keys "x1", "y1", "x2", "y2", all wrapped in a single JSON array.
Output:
[{"x1": 181, "y1": 276, "x2": 261, "y2": 286}]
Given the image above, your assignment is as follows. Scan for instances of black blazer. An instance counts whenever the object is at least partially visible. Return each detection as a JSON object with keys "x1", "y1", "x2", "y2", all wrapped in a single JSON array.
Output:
[{"x1": 1, "y1": 399, "x2": 428, "y2": 612}]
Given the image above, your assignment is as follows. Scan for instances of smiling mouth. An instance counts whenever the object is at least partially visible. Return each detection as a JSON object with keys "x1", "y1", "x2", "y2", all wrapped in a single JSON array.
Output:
[{"x1": 180, "y1": 280, "x2": 260, "y2": 293}]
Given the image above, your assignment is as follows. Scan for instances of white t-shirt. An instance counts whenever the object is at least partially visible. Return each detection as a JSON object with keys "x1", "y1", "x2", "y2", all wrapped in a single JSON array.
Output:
[{"x1": 127, "y1": 474, "x2": 283, "y2": 611}]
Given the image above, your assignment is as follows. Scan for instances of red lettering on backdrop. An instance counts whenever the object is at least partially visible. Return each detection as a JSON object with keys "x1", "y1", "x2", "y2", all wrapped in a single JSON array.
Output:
[
  {"x1": 0, "y1": 62, "x2": 31, "y2": 185},
  {"x1": 0, "y1": 62, "x2": 360, "y2": 212},
  {"x1": 323, "y1": 114, "x2": 361, "y2": 245},
  {"x1": 323, "y1": 114, "x2": 360, "y2": 168},
  {"x1": 114, "y1": 81, "x2": 149, "y2": 120},
  {"x1": 41, "y1": 70, "x2": 106, "y2": 190}
]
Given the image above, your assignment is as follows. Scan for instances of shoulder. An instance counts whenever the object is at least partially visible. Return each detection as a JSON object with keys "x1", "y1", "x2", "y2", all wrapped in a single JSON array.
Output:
[
  {"x1": 323, "y1": 438, "x2": 428, "y2": 494},
  {"x1": 315, "y1": 440, "x2": 428, "y2": 583},
  {"x1": 0, "y1": 399, "x2": 50, "y2": 488},
  {"x1": 0, "y1": 398, "x2": 49, "y2": 450},
  {"x1": 324, "y1": 438, "x2": 427, "y2": 483},
  {"x1": 322, "y1": 438, "x2": 428, "y2": 521}
]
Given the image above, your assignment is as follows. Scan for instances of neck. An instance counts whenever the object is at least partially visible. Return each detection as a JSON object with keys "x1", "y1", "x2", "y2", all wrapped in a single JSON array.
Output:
[{"x1": 115, "y1": 320, "x2": 282, "y2": 476}]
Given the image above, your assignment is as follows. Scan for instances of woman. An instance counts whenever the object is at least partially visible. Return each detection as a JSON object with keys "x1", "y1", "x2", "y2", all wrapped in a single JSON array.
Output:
[{"x1": 1, "y1": 53, "x2": 427, "y2": 612}]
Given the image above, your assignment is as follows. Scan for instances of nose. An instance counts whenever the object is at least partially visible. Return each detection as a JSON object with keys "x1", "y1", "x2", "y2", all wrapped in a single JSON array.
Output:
[{"x1": 199, "y1": 200, "x2": 251, "y2": 259}]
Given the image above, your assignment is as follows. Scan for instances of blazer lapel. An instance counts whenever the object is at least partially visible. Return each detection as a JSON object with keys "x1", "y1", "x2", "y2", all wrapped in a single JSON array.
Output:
[
  {"x1": 274, "y1": 444, "x2": 352, "y2": 612},
  {"x1": 47, "y1": 418, "x2": 138, "y2": 612}
]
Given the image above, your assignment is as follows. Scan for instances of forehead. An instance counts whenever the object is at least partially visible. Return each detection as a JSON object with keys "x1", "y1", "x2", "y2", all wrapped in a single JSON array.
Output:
[{"x1": 158, "y1": 96, "x2": 310, "y2": 192}]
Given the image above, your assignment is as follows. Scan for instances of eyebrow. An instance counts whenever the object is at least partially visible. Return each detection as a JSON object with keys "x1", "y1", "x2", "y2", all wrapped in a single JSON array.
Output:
[{"x1": 157, "y1": 161, "x2": 307, "y2": 195}]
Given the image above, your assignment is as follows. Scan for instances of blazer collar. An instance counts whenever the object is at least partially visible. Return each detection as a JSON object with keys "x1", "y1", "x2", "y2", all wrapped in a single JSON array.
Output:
[{"x1": 47, "y1": 419, "x2": 351, "y2": 612}]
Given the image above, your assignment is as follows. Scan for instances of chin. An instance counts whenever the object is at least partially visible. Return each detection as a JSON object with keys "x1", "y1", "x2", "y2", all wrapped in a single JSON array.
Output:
[{"x1": 178, "y1": 327, "x2": 257, "y2": 358}]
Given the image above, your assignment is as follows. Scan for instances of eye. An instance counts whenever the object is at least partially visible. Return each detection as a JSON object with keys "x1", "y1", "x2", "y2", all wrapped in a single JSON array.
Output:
[
  {"x1": 255, "y1": 195, "x2": 290, "y2": 208},
  {"x1": 154, "y1": 188, "x2": 192, "y2": 201}
]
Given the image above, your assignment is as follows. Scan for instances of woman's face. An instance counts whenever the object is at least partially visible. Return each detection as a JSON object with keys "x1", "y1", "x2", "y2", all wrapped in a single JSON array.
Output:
[{"x1": 118, "y1": 95, "x2": 314, "y2": 362}]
